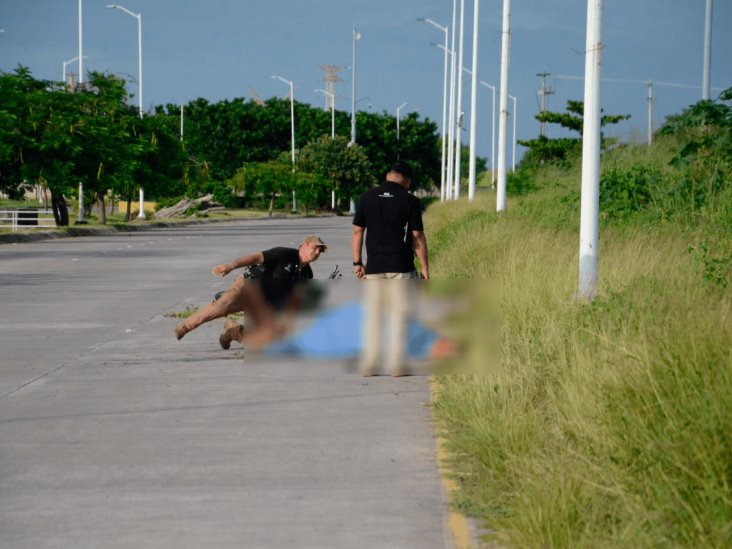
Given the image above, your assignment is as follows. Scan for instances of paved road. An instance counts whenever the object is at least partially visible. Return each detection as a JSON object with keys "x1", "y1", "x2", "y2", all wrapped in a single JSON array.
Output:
[{"x1": 0, "y1": 217, "x2": 449, "y2": 549}]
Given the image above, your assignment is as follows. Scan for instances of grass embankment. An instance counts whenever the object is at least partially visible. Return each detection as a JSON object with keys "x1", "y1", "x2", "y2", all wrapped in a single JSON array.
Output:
[{"x1": 429, "y1": 140, "x2": 731, "y2": 547}]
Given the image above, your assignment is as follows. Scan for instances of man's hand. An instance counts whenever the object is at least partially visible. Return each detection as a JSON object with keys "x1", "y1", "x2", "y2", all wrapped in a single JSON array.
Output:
[
  {"x1": 353, "y1": 265, "x2": 366, "y2": 279},
  {"x1": 420, "y1": 269, "x2": 430, "y2": 280},
  {"x1": 212, "y1": 263, "x2": 234, "y2": 277}
]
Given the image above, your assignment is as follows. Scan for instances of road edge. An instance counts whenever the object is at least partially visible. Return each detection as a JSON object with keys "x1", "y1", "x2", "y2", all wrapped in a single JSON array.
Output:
[{"x1": 429, "y1": 377, "x2": 480, "y2": 549}]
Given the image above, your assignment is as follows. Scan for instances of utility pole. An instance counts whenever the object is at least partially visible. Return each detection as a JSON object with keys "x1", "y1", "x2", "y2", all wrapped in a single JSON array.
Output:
[
  {"x1": 646, "y1": 81, "x2": 654, "y2": 145},
  {"x1": 467, "y1": 0, "x2": 480, "y2": 201},
  {"x1": 350, "y1": 26, "x2": 361, "y2": 145},
  {"x1": 446, "y1": 0, "x2": 458, "y2": 200},
  {"x1": 453, "y1": 0, "x2": 466, "y2": 199},
  {"x1": 702, "y1": 0, "x2": 713, "y2": 100},
  {"x1": 578, "y1": 0, "x2": 603, "y2": 302},
  {"x1": 320, "y1": 65, "x2": 345, "y2": 111},
  {"x1": 536, "y1": 71, "x2": 554, "y2": 136},
  {"x1": 496, "y1": 0, "x2": 511, "y2": 212},
  {"x1": 78, "y1": 0, "x2": 83, "y2": 84}
]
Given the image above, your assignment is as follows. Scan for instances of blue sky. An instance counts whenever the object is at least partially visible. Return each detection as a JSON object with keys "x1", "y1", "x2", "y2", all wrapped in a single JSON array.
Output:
[{"x1": 1, "y1": 1, "x2": 730, "y2": 163}]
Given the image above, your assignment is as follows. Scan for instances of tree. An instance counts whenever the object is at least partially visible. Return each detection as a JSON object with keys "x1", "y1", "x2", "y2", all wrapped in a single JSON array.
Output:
[
  {"x1": 296, "y1": 135, "x2": 375, "y2": 208},
  {"x1": 519, "y1": 100, "x2": 630, "y2": 167}
]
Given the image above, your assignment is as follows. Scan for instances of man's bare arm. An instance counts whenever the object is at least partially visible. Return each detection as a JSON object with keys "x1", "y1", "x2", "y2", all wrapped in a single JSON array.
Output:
[
  {"x1": 212, "y1": 252, "x2": 265, "y2": 277},
  {"x1": 412, "y1": 230, "x2": 429, "y2": 280},
  {"x1": 352, "y1": 225, "x2": 366, "y2": 279}
]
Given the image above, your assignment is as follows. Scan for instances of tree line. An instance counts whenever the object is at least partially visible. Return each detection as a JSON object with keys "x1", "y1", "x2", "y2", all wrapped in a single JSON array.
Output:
[{"x1": 0, "y1": 67, "x2": 466, "y2": 225}]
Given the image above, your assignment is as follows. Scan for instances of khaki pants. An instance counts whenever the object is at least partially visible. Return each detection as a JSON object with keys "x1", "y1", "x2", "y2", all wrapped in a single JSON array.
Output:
[
  {"x1": 361, "y1": 272, "x2": 418, "y2": 375},
  {"x1": 182, "y1": 276, "x2": 276, "y2": 345}
]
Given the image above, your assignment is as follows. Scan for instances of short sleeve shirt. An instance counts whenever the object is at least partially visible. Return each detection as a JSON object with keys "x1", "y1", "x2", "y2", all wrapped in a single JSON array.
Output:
[
  {"x1": 258, "y1": 247, "x2": 313, "y2": 308},
  {"x1": 353, "y1": 182, "x2": 424, "y2": 274}
]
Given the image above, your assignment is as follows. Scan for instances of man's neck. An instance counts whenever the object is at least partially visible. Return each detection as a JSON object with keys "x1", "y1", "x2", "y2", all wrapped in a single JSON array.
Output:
[{"x1": 385, "y1": 179, "x2": 406, "y2": 189}]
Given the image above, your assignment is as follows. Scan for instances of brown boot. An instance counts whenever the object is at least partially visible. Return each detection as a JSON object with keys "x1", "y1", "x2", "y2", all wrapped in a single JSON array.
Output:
[
  {"x1": 219, "y1": 319, "x2": 242, "y2": 350},
  {"x1": 174, "y1": 322, "x2": 190, "y2": 341}
]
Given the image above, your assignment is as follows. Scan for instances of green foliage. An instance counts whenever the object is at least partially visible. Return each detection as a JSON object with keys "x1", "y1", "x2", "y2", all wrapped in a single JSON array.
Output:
[
  {"x1": 175, "y1": 98, "x2": 445, "y2": 192},
  {"x1": 599, "y1": 164, "x2": 659, "y2": 220},
  {"x1": 519, "y1": 100, "x2": 630, "y2": 168},
  {"x1": 506, "y1": 168, "x2": 536, "y2": 196},
  {"x1": 0, "y1": 67, "x2": 186, "y2": 225},
  {"x1": 296, "y1": 135, "x2": 375, "y2": 206}
]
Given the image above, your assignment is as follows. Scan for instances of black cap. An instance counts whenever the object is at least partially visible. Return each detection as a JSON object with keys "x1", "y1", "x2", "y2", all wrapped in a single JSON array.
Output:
[{"x1": 389, "y1": 161, "x2": 413, "y2": 180}]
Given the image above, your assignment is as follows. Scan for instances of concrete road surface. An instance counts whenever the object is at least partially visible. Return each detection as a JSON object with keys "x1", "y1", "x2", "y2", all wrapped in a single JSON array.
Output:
[{"x1": 0, "y1": 217, "x2": 451, "y2": 549}]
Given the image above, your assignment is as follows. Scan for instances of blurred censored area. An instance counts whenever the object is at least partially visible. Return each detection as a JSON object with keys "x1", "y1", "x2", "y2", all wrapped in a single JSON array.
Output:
[{"x1": 207, "y1": 278, "x2": 501, "y2": 376}]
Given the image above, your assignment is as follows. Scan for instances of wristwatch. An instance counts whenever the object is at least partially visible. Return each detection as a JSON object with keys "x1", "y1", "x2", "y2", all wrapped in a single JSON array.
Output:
[{"x1": 353, "y1": 261, "x2": 364, "y2": 267}]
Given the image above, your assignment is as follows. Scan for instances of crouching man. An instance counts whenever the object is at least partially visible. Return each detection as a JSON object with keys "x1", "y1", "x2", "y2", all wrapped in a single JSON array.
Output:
[{"x1": 174, "y1": 235, "x2": 327, "y2": 350}]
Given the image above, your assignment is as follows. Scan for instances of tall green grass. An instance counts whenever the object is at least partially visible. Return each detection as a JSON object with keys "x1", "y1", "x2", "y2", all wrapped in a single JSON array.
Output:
[{"x1": 429, "y1": 187, "x2": 731, "y2": 546}]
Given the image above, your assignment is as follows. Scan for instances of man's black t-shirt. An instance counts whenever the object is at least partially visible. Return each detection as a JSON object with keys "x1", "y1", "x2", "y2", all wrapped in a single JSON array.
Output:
[
  {"x1": 258, "y1": 247, "x2": 313, "y2": 308},
  {"x1": 353, "y1": 182, "x2": 424, "y2": 274}
]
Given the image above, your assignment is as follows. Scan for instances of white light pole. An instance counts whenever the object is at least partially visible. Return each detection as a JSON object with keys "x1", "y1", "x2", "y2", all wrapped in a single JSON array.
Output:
[
  {"x1": 418, "y1": 17, "x2": 449, "y2": 202},
  {"x1": 350, "y1": 25, "x2": 361, "y2": 145},
  {"x1": 315, "y1": 89, "x2": 335, "y2": 139},
  {"x1": 316, "y1": 88, "x2": 337, "y2": 209},
  {"x1": 479, "y1": 81, "x2": 496, "y2": 189},
  {"x1": 578, "y1": 0, "x2": 603, "y2": 302},
  {"x1": 496, "y1": 0, "x2": 511, "y2": 212},
  {"x1": 77, "y1": 181, "x2": 85, "y2": 223},
  {"x1": 63, "y1": 56, "x2": 81, "y2": 87},
  {"x1": 467, "y1": 0, "x2": 480, "y2": 201},
  {"x1": 446, "y1": 0, "x2": 458, "y2": 200},
  {"x1": 453, "y1": 0, "x2": 466, "y2": 199},
  {"x1": 396, "y1": 102, "x2": 408, "y2": 141},
  {"x1": 78, "y1": 0, "x2": 83, "y2": 84},
  {"x1": 273, "y1": 75, "x2": 297, "y2": 212},
  {"x1": 107, "y1": 3, "x2": 144, "y2": 218},
  {"x1": 508, "y1": 94, "x2": 517, "y2": 172},
  {"x1": 180, "y1": 103, "x2": 184, "y2": 141},
  {"x1": 702, "y1": 0, "x2": 713, "y2": 100},
  {"x1": 646, "y1": 81, "x2": 654, "y2": 145},
  {"x1": 107, "y1": 4, "x2": 142, "y2": 118}
]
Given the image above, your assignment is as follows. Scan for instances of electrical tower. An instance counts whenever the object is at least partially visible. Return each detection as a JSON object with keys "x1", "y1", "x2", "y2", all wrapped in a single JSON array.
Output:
[
  {"x1": 536, "y1": 71, "x2": 555, "y2": 136},
  {"x1": 319, "y1": 65, "x2": 345, "y2": 110}
]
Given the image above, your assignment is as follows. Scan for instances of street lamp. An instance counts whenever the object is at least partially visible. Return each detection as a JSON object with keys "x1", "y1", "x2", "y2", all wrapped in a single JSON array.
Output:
[
  {"x1": 350, "y1": 25, "x2": 361, "y2": 145},
  {"x1": 316, "y1": 88, "x2": 337, "y2": 209},
  {"x1": 78, "y1": 0, "x2": 83, "y2": 84},
  {"x1": 272, "y1": 75, "x2": 297, "y2": 212},
  {"x1": 453, "y1": 0, "x2": 466, "y2": 199},
  {"x1": 107, "y1": 3, "x2": 144, "y2": 219},
  {"x1": 314, "y1": 89, "x2": 335, "y2": 139},
  {"x1": 62, "y1": 55, "x2": 84, "y2": 87},
  {"x1": 467, "y1": 0, "x2": 480, "y2": 201},
  {"x1": 508, "y1": 94, "x2": 517, "y2": 172},
  {"x1": 418, "y1": 18, "x2": 449, "y2": 202},
  {"x1": 479, "y1": 81, "x2": 496, "y2": 189},
  {"x1": 106, "y1": 4, "x2": 142, "y2": 118},
  {"x1": 396, "y1": 102, "x2": 408, "y2": 141}
]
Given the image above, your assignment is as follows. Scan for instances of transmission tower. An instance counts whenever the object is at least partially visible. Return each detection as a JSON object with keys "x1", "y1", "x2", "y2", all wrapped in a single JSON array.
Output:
[
  {"x1": 536, "y1": 71, "x2": 555, "y2": 136},
  {"x1": 319, "y1": 65, "x2": 346, "y2": 110}
]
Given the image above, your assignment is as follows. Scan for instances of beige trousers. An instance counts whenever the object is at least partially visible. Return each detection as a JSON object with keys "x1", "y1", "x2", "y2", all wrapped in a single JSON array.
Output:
[
  {"x1": 361, "y1": 272, "x2": 418, "y2": 375},
  {"x1": 182, "y1": 276, "x2": 276, "y2": 345}
]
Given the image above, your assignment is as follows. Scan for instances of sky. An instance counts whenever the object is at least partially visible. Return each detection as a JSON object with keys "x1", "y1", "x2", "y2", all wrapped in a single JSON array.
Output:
[{"x1": 1, "y1": 1, "x2": 730, "y2": 164}]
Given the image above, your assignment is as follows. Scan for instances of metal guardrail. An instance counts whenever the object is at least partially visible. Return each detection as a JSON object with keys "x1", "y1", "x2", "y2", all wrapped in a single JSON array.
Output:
[{"x1": 0, "y1": 209, "x2": 58, "y2": 232}]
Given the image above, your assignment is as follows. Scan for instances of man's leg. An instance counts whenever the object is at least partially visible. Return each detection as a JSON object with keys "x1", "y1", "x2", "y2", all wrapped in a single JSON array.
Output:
[
  {"x1": 384, "y1": 275, "x2": 417, "y2": 376},
  {"x1": 360, "y1": 276, "x2": 386, "y2": 376},
  {"x1": 218, "y1": 281, "x2": 277, "y2": 350},
  {"x1": 175, "y1": 276, "x2": 252, "y2": 340}
]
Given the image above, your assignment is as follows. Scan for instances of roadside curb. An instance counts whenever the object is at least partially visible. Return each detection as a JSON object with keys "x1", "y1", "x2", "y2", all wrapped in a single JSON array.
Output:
[
  {"x1": 0, "y1": 213, "x2": 340, "y2": 246},
  {"x1": 430, "y1": 378, "x2": 483, "y2": 549}
]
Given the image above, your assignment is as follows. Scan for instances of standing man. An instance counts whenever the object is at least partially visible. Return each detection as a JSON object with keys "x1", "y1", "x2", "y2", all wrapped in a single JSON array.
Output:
[
  {"x1": 351, "y1": 161, "x2": 429, "y2": 376},
  {"x1": 351, "y1": 161, "x2": 429, "y2": 280}
]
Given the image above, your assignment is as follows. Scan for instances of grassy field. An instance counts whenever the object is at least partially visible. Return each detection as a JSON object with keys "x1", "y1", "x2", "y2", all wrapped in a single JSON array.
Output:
[{"x1": 428, "y1": 135, "x2": 731, "y2": 546}]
